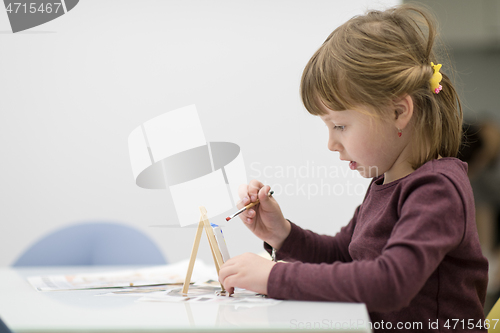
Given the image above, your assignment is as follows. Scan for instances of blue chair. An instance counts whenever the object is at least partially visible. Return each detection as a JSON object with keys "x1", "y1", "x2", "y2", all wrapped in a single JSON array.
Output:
[
  {"x1": 0, "y1": 317, "x2": 12, "y2": 333},
  {"x1": 13, "y1": 222, "x2": 167, "y2": 266}
]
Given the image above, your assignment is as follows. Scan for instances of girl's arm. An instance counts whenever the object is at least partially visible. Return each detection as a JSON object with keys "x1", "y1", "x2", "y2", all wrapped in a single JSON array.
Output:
[
  {"x1": 265, "y1": 173, "x2": 484, "y2": 313},
  {"x1": 263, "y1": 205, "x2": 361, "y2": 264}
]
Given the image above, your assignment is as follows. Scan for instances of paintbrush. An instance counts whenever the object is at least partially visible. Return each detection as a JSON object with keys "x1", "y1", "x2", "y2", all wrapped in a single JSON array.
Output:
[{"x1": 226, "y1": 190, "x2": 274, "y2": 221}]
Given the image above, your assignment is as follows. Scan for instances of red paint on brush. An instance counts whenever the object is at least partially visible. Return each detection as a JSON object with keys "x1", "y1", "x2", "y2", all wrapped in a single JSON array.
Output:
[{"x1": 226, "y1": 217, "x2": 231, "y2": 221}]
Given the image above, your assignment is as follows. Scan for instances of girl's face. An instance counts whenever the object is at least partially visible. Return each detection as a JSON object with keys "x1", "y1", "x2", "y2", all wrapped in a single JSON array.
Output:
[{"x1": 319, "y1": 104, "x2": 412, "y2": 182}]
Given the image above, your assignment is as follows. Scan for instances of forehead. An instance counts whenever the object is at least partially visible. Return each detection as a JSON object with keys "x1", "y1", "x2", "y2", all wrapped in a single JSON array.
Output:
[
  {"x1": 316, "y1": 99, "x2": 354, "y2": 120},
  {"x1": 319, "y1": 109, "x2": 352, "y2": 122}
]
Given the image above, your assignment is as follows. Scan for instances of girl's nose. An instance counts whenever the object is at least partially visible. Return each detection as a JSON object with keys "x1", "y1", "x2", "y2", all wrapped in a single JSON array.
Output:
[{"x1": 328, "y1": 138, "x2": 343, "y2": 152}]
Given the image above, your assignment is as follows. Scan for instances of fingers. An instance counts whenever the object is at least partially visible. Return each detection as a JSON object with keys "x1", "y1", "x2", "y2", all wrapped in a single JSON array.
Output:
[
  {"x1": 237, "y1": 180, "x2": 266, "y2": 205},
  {"x1": 222, "y1": 257, "x2": 237, "y2": 266},
  {"x1": 253, "y1": 185, "x2": 274, "y2": 216},
  {"x1": 237, "y1": 180, "x2": 265, "y2": 224},
  {"x1": 248, "y1": 179, "x2": 264, "y2": 203},
  {"x1": 219, "y1": 260, "x2": 236, "y2": 281},
  {"x1": 246, "y1": 208, "x2": 256, "y2": 221},
  {"x1": 222, "y1": 277, "x2": 236, "y2": 295},
  {"x1": 219, "y1": 262, "x2": 238, "y2": 292},
  {"x1": 237, "y1": 184, "x2": 252, "y2": 222},
  {"x1": 258, "y1": 185, "x2": 272, "y2": 202}
]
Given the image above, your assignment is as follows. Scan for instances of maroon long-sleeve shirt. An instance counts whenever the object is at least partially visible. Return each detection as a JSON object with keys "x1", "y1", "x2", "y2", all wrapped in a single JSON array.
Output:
[{"x1": 265, "y1": 157, "x2": 488, "y2": 332}]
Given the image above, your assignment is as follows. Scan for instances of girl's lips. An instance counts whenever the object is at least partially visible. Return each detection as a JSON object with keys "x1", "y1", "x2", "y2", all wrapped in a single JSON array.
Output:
[{"x1": 349, "y1": 161, "x2": 358, "y2": 170}]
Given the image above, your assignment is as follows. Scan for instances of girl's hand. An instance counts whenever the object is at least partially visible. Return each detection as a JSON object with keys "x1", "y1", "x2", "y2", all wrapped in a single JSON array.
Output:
[
  {"x1": 238, "y1": 180, "x2": 291, "y2": 249},
  {"x1": 219, "y1": 253, "x2": 276, "y2": 295}
]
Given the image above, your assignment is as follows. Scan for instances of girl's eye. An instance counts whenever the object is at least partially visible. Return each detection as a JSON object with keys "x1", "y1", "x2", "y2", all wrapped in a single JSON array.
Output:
[{"x1": 334, "y1": 125, "x2": 345, "y2": 131}]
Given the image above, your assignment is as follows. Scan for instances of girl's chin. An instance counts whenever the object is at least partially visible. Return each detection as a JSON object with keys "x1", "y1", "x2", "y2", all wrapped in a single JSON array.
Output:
[{"x1": 355, "y1": 164, "x2": 381, "y2": 178}]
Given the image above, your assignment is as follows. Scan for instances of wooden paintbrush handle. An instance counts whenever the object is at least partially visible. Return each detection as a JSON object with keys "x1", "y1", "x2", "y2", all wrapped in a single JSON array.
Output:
[
  {"x1": 245, "y1": 200, "x2": 260, "y2": 209},
  {"x1": 245, "y1": 190, "x2": 273, "y2": 210}
]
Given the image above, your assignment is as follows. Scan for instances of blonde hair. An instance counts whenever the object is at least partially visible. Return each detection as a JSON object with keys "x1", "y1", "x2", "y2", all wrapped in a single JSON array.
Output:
[{"x1": 300, "y1": 4, "x2": 462, "y2": 169}]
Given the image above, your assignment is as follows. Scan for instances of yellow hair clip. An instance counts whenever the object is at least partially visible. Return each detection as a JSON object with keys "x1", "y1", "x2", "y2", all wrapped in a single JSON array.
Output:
[{"x1": 429, "y1": 62, "x2": 443, "y2": 94}]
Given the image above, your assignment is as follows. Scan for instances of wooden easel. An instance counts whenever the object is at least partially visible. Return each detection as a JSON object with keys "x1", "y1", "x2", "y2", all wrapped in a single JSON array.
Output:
[{"x1": 182, "y1": 206, "x2": 225, "y2": 294}]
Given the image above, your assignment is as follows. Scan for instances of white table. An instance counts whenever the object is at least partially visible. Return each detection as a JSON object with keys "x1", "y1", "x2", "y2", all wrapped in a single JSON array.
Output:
[{"x1": 0, "y1": 266, "x2": 372, "y2": 333}]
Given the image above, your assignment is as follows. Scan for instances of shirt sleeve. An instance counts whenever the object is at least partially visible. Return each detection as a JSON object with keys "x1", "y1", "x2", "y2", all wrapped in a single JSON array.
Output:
[
  {"x1": 266, "y1": 173, "x2": 466, "y2": 313},
  {"x1": 264, "y1": 206, "x2": 360, "y2": 264}
]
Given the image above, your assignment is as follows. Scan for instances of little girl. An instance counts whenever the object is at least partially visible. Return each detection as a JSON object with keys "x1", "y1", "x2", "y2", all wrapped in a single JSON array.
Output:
[{"x1": 219, "y1": 4, "x2": 488, "y2": 332}]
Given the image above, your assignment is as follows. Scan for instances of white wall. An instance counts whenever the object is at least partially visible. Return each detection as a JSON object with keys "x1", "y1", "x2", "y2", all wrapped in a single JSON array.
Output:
[{"x1": 0, "y1": 0, "x2": 399, "y2": 266}]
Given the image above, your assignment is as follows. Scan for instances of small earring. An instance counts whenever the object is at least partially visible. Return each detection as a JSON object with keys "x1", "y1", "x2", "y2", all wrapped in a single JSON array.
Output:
[{"x1": 397, "y1": 128, "x2": 402, "y2": 137}]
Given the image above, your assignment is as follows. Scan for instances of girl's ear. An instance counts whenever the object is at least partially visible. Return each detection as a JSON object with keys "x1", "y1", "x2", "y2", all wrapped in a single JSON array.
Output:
[{"x1": 393, "y1": 94, "x2": 413, "y2": 130}]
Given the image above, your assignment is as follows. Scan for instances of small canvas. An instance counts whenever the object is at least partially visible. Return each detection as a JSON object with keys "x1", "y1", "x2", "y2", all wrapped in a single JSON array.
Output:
[{"x1": 212, "y1": 225, "x2": 230, "y2": 263}]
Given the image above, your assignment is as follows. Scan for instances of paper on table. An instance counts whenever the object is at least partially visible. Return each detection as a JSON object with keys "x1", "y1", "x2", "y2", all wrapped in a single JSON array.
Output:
[
  {"x1": 97, "y1": 286, "x2": 177, "y2": 297},
  {"x1": 27, "y1": 259, "x2": 218, "y2": 292},
  {"x1": 138, "y1": 286, "x2": 282, "y2": 306},
  {"x1": 97, "y1": 279, "x2": 222, "y2": 297}
]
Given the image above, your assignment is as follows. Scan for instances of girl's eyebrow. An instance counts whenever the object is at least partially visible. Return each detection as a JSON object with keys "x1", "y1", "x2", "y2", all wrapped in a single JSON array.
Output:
[
  {"x1": 323, "y1": 115, "x2": 347, "y2": 123},
  {"x1": 328, "y1": 110, "x2": 354, "y2": 122}
]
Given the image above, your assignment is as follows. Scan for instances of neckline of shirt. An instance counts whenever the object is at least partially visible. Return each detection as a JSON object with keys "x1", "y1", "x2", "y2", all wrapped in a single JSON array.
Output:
[{"x1": 371, "y1": 157, "x2": 459, "y2": 191}]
